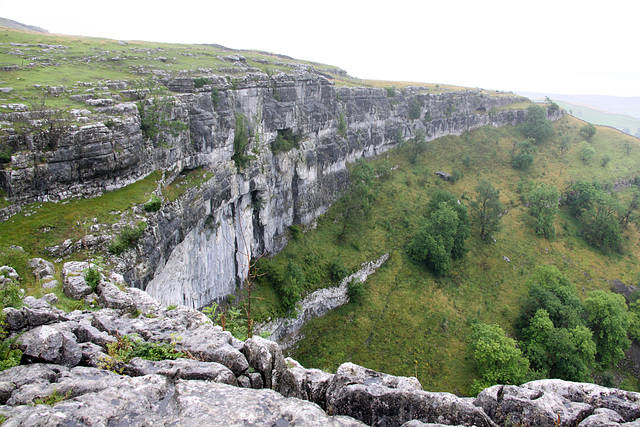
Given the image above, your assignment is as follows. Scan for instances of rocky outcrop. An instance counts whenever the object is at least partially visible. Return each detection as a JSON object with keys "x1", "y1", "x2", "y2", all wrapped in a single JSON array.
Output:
[
  {"x1": 1, "y1": 283, "x2": 638, "y2": 426},
  {"x1": 1, "y1": 71, "x2": 560, "y2": 309},
  {"x1": 258, "y1": 252, "x2": 390, "y2": 348}
]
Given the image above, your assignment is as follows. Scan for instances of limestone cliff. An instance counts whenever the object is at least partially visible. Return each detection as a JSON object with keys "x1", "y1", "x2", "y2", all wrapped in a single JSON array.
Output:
[{"x1": 1, "y1": 71, "x2": 553, "y2": 308}]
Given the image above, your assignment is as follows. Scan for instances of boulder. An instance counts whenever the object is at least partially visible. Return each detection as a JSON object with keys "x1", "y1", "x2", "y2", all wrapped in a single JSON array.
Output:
[
  {"x1": 17, "y1": 325, "x2": 82, "y2": 368},
  {"x1": 75, "y1": 321, "x2": 117, "y2": 347},
  {"x1": 578, "y1": 408, "x2": 625, "y2": 426},
  {"x1": 286, "y1": 357, "x2": 334, "y2": 409},
  {"x1": 522, "y1": 379, "x2": 640, "y2": 422},
  {"x1": 126, "y1": 357, "x2": 237, "y2": 386},
  {"x1": 326, "y1": 363, "x2": 496, "y2": 427},
  {"x1": 178, "y1": 325, "x2": 249, "y2": 376},
  {"x1": 97, "y1": 280, "x2": 135, "y2": 312},
  {"x1": 28, "y1": 258, "x2": 55, "y2": 281},
  {"x1": 63, "y1": 275, "x2": 91, "y2": 300},
  {"x1": 242, "y1": 336, "x2": 294, "y2": 394},
  {"x1": 474, "y1": 384, "x2": 593, "y2": 427}
]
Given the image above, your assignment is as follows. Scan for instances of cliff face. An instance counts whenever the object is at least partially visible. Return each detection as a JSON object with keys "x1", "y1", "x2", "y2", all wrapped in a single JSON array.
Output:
[{"x1": 1, "y1": 72, "x2": 546, "y2": 308}]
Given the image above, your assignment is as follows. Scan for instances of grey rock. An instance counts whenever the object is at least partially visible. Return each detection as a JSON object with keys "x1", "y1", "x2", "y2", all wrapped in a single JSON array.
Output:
[
  {"x1": 522, "y1": 379, "x2": 640, "y2": 422},
  {"x1": 0, "y1": 363, "x2": 67, "y2": 389},
  {"x1": 126, "y1": 357, "x2": 237, "y2": 386},
  {"x1": 63, "y1": 274, "x2": 91, "y2": 300},
  {"x1": 242, "y1": 336, "x2": 289, "y2": 391},
  {"x1": 126, "y1": 286, "x2": 161, "y2": 313},
  {"x1": 28, "y1": 258, "x2": 55, "y2": 280},
  {"x1": 22, "y1": 295, "x2": 50, "y2": 309},
  {"x1": 17, "y1": 325, "x2": 82, "y2": 368},
  {"x1": 0, "y1": 266, "x2": 19, "y2": 282},
  {"x1": 97, "y1": 280, "x2": 135, "y2": 312},
  {"x1": 75, "y1": 321, "x2": 116, "y2": 347},
  {"x1": 286, "y1": 357, "x2": 334, "y2": 409},
  {"x1": 435, "y1": 171, "x2": 452, "y2": 181},
  {"x1": 21, "y1": 305, "x2": 62, "y2": 327},
  {"x1": 248, "y1": 372, "x2": 263, "y2": 389},
  {"x1": 326, "y1": 363, "x2": 495, "y2": 427},
  {"x1": 177, "y1": 325, "x2": 249, "y2": 376},
  {"x1": 41, "y1": 293, "x2": 58, "y2": 305},
  {"x1": 0, "y1": 381, "x2": 16, "y2": 405},
  {"x1": 237, "y1": 375, "x2": 251, "y2": 388},
  {"x1": 578, "y1": 408, "x2": 625, "y2": 426},
  {"x1": 474, "y1": 384, "x2": 593, "y2": 427},
  {"x1": 2, "y1": 307, "x2": 26, "y2": 330},
  {"x1": 402, "y1": 422, "x2": 466, "y2": 427},
  {"x1": 41, "y1": 278, "x2": 58, "y2": 289},
  {"x1": 78, "y1": 342, "x2": 111, "y2": 368}
]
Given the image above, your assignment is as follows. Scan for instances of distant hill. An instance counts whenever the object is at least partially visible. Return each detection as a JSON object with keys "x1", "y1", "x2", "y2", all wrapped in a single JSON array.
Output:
[
  {"x1": 0, "y1": 17, "x2": 48, "y2": 33},
  {"x1": 520, "y1": 91, "x2": 640, "y2": 138}
]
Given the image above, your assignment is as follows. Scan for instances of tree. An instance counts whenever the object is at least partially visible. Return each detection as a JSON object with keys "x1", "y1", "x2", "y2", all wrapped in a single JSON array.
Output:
[
  {"x1": 565, "y1": 180, "x2": 600, "y2": 218},
  {"x1": 472, "y1": 180, "x2": 502, "y2": 240},
  {"x1": 340, "y1": 159, "x2": 374, "y2": 239},
  {"x1": 581, "y1": 193, "x2": 622, "y2": 254},
  {"x1": 618, "y1": 188, "x2": 640, "y2": 229},
  {"x1": 511, "y1": 138, "x2": 536, "y2": 171},
  {"x1": 471, "y1": 323, "x2": 530, "y2": 393},
  {"x1": 580, "y1": 141, "x2": 596, "y2": 163},
  {"x1": 528, "y1": 184, "x2": 559, "y2": 238},
  {"x1": 426, "y1": 190, "x2": 470, "y2": 259},
  {"x1": 579, "y1": 123, "x2": 597, "y2": 141},
  {"x1": 585, "y1": 290, "x2": 631, "y2": 368},
  {"x1": 521, "y1": 104, "x2": 552, "y2": 143},
  {"x1": 406, "y1": 202, "x2": 464, "y2": 275},
  {"x1": 407, "y1": 129, "x2": 428, "y2": 164}
]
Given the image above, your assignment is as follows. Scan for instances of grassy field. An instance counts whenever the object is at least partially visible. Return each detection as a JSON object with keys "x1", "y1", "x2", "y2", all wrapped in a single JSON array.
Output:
[
  {"x1": 555, "y1": 101, "x2": 640, "y2": 137},
  {"x1": 251, "y1": 115, "x2": 640, "y2": 395}
]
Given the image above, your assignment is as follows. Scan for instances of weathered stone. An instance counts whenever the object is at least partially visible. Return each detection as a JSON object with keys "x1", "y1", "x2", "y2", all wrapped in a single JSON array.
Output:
[
  {"x1": 97, "y1": 280, "x2": 135, "y2": 312},
  {"x1": 125, "y1": 286, "x2": 161, "y2": 313},
  {"x1": 126, "y1": 357, "x2": 237, "y2": 386},
  {"x1": 578, "y1": 407, "x2": 625, "y2": 426},
  {"x1": 63, "y1": 274, "x2": 91, "y2": 300},
  {"x1": 74, "y1": 321, "x2": 116, "y2": 347},
  {"x1": 17, "y1": 325, "x2": 82, "y2": 368},
  {"x1": 522, "y1": 379, "x2": 640, "y2": 422},
  {"x1": 28, "y1": 258, "x2": 55, "y2": 280},
  {"x1": 41, "y1": 293, "x2": 58, "y2": 305},
  {"x1": 41, "y1": 278, "x2": 58, "y2": 289},
  {"x1": 326, "y1": 363, "x2": 495, "y2": 427},
  {"x1": 474, "y1": 384, "x2": 593, "y2": 427},
  {"x1": 78, "y1": 342, "x2": 110, "y2": 368},
  {"x1": 286, "y1": 357, "x2": 334, "y2": 409},
  {"x1": 2, "y1": 307, "x2": 26, "y2": 330},
  {"x1": 21, "y1": 305, "x2": 62, "y2": 327}
]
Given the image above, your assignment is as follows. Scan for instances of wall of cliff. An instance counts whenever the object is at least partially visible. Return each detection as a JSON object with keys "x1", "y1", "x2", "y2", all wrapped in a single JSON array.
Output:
[{"x1": 1, "y1": 71, "x2": 549, "y2": 308}]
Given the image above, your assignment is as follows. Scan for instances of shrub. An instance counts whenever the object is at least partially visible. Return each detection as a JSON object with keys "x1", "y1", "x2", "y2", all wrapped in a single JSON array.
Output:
[
  {"x1": 408, "y1": 98, "x2": 422, "y2": 120},
  {"x1": 271, "y1": 128, "x2": 302, "y2": 154},
  {"x1": 0, "y1": 152, "x2": 12, "y2": 164},
  {"x1": 108, "y1": 222, "x2": 147, "y2": 255},
  {"x1": 329, "y1": 259, "x2": 349, "y2": 284},
  {"x1": 347, "y1": 279, "x2": 365, "y2": 305},
  {"x1": 338, "y1": 112, "x2": 347, "y2": 138},
  {"x1": 385, "y1": 87, "x2": 396, "y2": 97},
  {"x1": 521, "y1": 104, "x2": 552, "y2": 143},
  {"x1": 211, "y1": 87, "x2": 220, "y2": 106},
  {"x1": 193, "y1": 77, "x2": 209, "y2": 88},
  {"x1": 143, "y1": 194, "x2": 162, "y2": 212},
  {"x1": 580, "y1": 123, "x2": 597, "y2": 141},
  {"x1": 580, "y1": 141, "x2": 596, "y2": 163},
  {"x1": 84, "y1": 267, "x2": 101, "y2": 292},
  {"x1": 277, "y1": 261, "x2": 305, "y2": 312},
  {"x1": 231, "y1": 113, "x2": 254, "y2": 169}
]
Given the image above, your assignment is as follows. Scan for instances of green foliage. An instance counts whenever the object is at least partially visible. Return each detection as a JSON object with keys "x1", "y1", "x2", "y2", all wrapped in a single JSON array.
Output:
[
  {"x1": 106, "y1": 334, "x2": 184, "y2": 364},
  {"x1": 211, "y1": 87, "x2": 220, "y2": 106},
  {"x1": 407, "y1": 129, "x2": 428, "y2": 164},
  {"x1": 445, "y1": 103, "x2": 456, "y2": 116},
  {"x1": 470, "y1": 323, "x2": 530, "y2": 393},
  {"x1": 272, "y1": 261, "x2": 306, "y2": 313},
  {"x1": 408, "y1": 97, "x2": 423, "y2": 120},
  {"x1": 231, "y1": 113, "x2": 254, "y2": 169},
  {"x1": 585, "y1": 290, "x2": 631, "y2": 368},
  {"x1": 0, "y1": 151, "x2": 11, "y2": 164},
  {"x1": 601, "y1": 153, "x2": 611, "y2": 167},
  {"x1": 521, "y1": 104, "x2": 552, "y2": 143},
  {"x1": 471, "y1": 180, "x2": 502, "y2": 240},
  {"x1": 407, "y1": 198, "x2": 470, "y2": 275},
  {"x1": 340, "y1": 159, "x2": 375, "y2": 239},
  {"x1": 580, "y1": 141, "x2": 596, "y2": 163},
  {"x1": 580, "y1": 123, "x2": 597, "y2": 141},
  {"x1": 581, "y1": 193, "x2": 622, "y2": 254},
  {"x1": 347, "y1": 279, "x2": 365, "y2": 305},
  {"x1": 108, "y1": 222, "x2": 147, "y2": 255},
  {"x1": 449, "y1": 169, "x2": 462, "y2": 184},
  {"x1": 545, "y1": 97, "x2": 560, "y2": 115},
  {"x1": 511, "y1": 139, "x2": 536, "y2": 170},
  {"x1": 203, "y1": 303, "x2": 249, "y2": 340},
  {"x1": 329, "y1": 259, "x2": 349, "y2": 284},
  {"x1": 193, "y1": 77, "x2": 209, "y2": 88},
  {"x1": 565, "y1": 180, "x2": 600, "y2": 218},
  {"x1": 1, "y1": 273, "x2": 24, "y2": 371},
  {"x1": 385, "y1": 87, "x2": 396, "y2": 97},
  {"x1": 84, "y1": 267, "x2": 101, "y2": 293},
  {"x1": 271, "y1": 128, "x2": 302, "y2": 154},
  {"x1": 338, "y1": 112, "x2": 347, "y2": 138},
  {"x1": 33, "y1": 388, "x2": 72, "y2": 406},
  {"x1": 426, "y1": 191, "x2": 471, "y2": 259},
  {"x1": 143, "y1": 194, "x2": 162, "y2": 212},
  {"x1": 527, "y1": 183, "x2": 559, "y2": 238}
]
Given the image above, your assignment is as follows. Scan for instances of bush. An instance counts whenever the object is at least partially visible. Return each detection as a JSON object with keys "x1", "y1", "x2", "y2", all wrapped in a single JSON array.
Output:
[
  {"x1": 231, "y1": 113, "x2": 254, "y2": 169},
  {"x1": 143, "y1": 195, "x2": 162, "y2": 212},
  {"x1": 521, "y1": 105, "x2": 552, "y2": 143},
  {"x1": 272, "y1": 128, "x2": 302, "y2": 154},
  {"x1": 0, "y1": 152, "x2": 12, "y2": 164},
  {"x1": 580, "y1": 123, "x2": 597, "y2": 141},
  {"x1": 329, "y1": 259, "x2": 349, "y2": 284},
  {"x1": 84, "y1": 267, "x2": 101, "y2": 292},
  {"x1": 580, "y1": 141, "x2": 596, "y2": 163},
  {"x1": 193, "y1": 77, "x2": 209, "y2": 88},
  {"x1": 108, "y1": 222, "x2": 147, "y2": 255},
  {"x1": 347, "y1": 279, "x2": 365, "y2": 305},
  {"x1": 211, "y1": 87, "x2": 220, "y2": 106}
]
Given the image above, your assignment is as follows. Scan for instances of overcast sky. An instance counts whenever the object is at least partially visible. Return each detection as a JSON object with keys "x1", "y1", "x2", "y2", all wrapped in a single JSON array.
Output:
[{"x1": 2, "y1": 0, "x2": 638, "y2": 97}]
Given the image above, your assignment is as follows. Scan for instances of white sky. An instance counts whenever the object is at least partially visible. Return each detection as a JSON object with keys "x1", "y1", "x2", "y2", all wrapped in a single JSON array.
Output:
[{"x1": 2, "y1": 0, "x2": 638, "y2": 97}]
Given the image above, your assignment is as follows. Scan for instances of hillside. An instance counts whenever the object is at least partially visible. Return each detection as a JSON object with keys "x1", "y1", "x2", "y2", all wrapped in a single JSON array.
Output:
[{"x1": 0, "y1": 25, "x2": 639, "y2": 412}]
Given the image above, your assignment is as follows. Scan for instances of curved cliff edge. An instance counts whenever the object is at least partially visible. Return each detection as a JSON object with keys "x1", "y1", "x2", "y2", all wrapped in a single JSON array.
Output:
[
  {"x1": 1, "y1": 278, "x2": 638, "y2": 427},
  {"x1": 0, "y1": 71, "x2": 563, "y2": 309}
]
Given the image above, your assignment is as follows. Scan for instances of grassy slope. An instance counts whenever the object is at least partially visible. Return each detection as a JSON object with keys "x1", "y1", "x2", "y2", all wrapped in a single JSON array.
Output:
[{"x1": 252, "y1": 115, "x2": 640, "y2": 395}]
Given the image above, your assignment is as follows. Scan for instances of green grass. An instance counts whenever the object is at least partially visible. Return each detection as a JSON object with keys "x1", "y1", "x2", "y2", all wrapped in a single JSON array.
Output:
[{"x1": 252, "y1": 115, "x2": 640, "y2": 395}]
